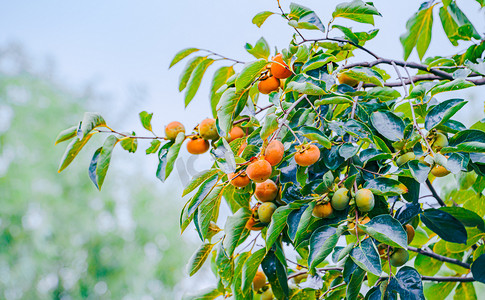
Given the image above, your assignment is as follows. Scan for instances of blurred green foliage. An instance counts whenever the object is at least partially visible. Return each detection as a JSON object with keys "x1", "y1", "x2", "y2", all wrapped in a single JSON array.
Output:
[{"x1": 0, "y1": 48, "x2": 191, "y2": 299}]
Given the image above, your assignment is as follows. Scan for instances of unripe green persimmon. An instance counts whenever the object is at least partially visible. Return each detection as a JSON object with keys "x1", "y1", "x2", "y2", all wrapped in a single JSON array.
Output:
[
  {"x1": 258, "y1": 202, "x2": 277, "y2": 223},
  {"x1": 396, "y1": 152, "x2": 415, "y2": 167},
  {"x1": 261, "y1": 288, "x2": 274, "y2": 300},
  {"x1": 390, "y1": 248, "x2": 409, "y2": 267},
  {"x1": 355, "y1": 189, "x2": 375, "y2": 212},
  {"x1": 432, "y1": 132, "x2": 448, "y2": 152},
  {"x1": 331, "y1": 188, "x2": 350, "y2": 210}
]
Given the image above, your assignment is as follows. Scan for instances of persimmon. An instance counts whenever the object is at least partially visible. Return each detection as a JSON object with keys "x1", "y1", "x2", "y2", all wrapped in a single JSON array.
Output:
[
  {"x1": 355, "y1": 188, "x2": 375, "y2": 212},
  {"x1": 264, "y1": 140, "x2": 285, "y2": 166},
  {"x1": 337, "y1": 72, "x2": 359, "y2": 87},
  {"x1": 405, "y1": 224, "x2": 415, "y2": 244},
  {"x1": 255, "y1": 179, "x2": 278, "y2": 202},
  {"x1": 246, "y1": 159, "x2": 272, "y2": 183},
  {"x1": 432, "y1": 132, "x2": 448, "y2": 152},
  {"x1": 245, "y1": 217, "x2": 262, "y2": 231},
  {"x1": 348, "y1": 216, "x2": 371, "y2": 236},
  {"x1": 228, "y1": 172, "x2": 250, "y2": 188},
  {"x1": 258, "y1": 76, "x2": 280, "y2": 94},
  {"x1": 396, "y1": 152, "x2": 415, "y2": 167},
  {"x1": 252, "y1": 271, "x2": 266, "y2": 291},
  {"x1": 312, "y1": 202, "x2": 333, "y2": 218},
  {"x1": 199, "y1": 118, "x2": 219, "y2": 140},
  {"x1": 165, "y1": 121, "x2": 185, "y2": 141},
  {"x1": 331, "y1": 187, "x2": 350, "y2": 210},
  {"x1": 258, "y1": 202, "x2": 277, "y2": 223},
  {"x1": 227, "y1": 126, "x2": 245, "y2": 142},
  {"x1": 390, "y1": 248, "x2": 409, "y2": 267},
  {"x1": 270, "y1": 53, "x2": 292, "y2": 79},
  {"x1": 295, "y1": 144, "x2": 320, "y2": 167},
  {"x1": 186, "y1": 137, "x2": 210, "y2": 154},
  {"x1": 431, "y1": 165, "x2": 450, "y2": 177}
]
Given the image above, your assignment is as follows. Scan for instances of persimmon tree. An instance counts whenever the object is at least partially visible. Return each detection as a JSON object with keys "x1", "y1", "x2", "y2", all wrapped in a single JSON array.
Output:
[{"x1": 56, "y1": 0, "x2": 485, "y2": 299}]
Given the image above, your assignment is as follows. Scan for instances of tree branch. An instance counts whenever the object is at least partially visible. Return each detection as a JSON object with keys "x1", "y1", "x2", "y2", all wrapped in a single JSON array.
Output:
[
  {"x1": 300, "y1": 37, "x2": 380, "y2": 59},
  {"x1": 408, "y1": 246, "x2": 470, "y2": 269},
  {"x1": 425, "y1": 179, "x2": 446, "y2": 207},
  {"x1": 270, "y1": 95, "x2": 306, "y2": 142}
]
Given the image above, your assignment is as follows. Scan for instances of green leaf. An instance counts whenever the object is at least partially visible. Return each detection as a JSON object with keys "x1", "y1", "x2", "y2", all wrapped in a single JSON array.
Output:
[
  {"x1": 261, "y1": 251, "x2": 290, "y2": 299},
  {"x1": 216, "y1": 88, "x2": 249, "y2": 136},
  {"x1": 185, "y1": 173, "x2": 220, "y2": 225},
  {"x1": 332, "y1": 0, "x2": 381, "y2": 25},
  {"x1": 232, "y1": 252, "x2": 251, "y2": 298},
  {"x1": 163, "y1": 132, "x2": 185, "y2": 179},
  {"x1": 235, "y1": 59, "x2": 267, "y2": 92},
  {"x1": 424, "y1": 281, "x2": 457, "y2": 300},
  {"x1": 55, "y1": 125, "x2": 78, "y2": 145},
  {"x1": 260, "y1": 112, "x2": 278, "y2": 141},
  {"x1": 421, "y1": 209, "x2": 467, "y2": 244},
  {"x1": 120, "y1": 134, "x2": 137, "y2": 153},
  {"x1": 170, "y1": 47, "x2": 199, "y2": 68},
  {"x1": 364, "y1": 87, "x2": 401, "y2": 101},
  {"x1": 429, "y1": 79, "x2": 474, "y2": 97},
  {"x1": 350, "y1": 238, "x2": 382, "y2": 276},
  {"x1": 58, "y1": 132, "x2": 96, "y2": 172},
  {"x1": 179, "y1": 56, "x2": 205, "y2": 92},
  {"x1": 346, "y1": 267, "x2": 366, "y2": 300},
  {"x1": 139, "y1": 111, "x2": 153, "y2": 132},
  {"x1": 210, "y1": 66, "x2": 235, "y2": 118},
  {"x1": 186, "y1": 243, "x2": 214, "y2": 276},
  {"x1": 414, "y1": 253, "x2": 442, "y2": 276},
  {"x1": 288, "y1": 3, "x2": 325, "y2": 32},
  {"x1": 364, "y1": 177, "x2": 408, "y2": 196},
  {"x1": 182, "y1": 287, "x2": 223, "y2": 300},
  {"x1": 245, "y1": 37, "x2": 270, "y2": 60},
  {"x1": 425, "y1": 98, "x2": 467, "y2": 131},
  {"x1": 185, "y1": 58, "x2": 214, "y2": 107},
  {"x1": 400, "y1": 2, "x2": 436, "y2": 60},
  {"x1": 241, "y1": 248, "x2": 266, "y2": 293},
  {"x1": 88, "y1": 135, "x2": 118, "y2": 190},
  {"x1": 408, "y1": 161, "x2": 431, "y2": 184},
  {"x1": 471, "y1": 254, "x2": 485, "y2": 283},
  {"x1": 286, "y1": 81, "x2": 326, "y2": 95},
  {"x1": 223, "y1": 208, "x2": 251, "y2": 256},
  {"x1": 300, "y1": 126, "x2": 332, "y2": 149},
  {"x1": 387, "y1": 266, "x2": 425, "y2": 299},
  {"x1": 308, "y1": 226, "x2": 341, "y2": 269},
  {"x1": 439, "y1": 207, "x2": 485, "y2": 232},
  {"x1": 360, "y1": 215, "x2": 408, "y2": 249},
  {"x1": 183, "y1": 169, "x2": 221, "y2": 196},
  {"x1": 345, "y1": 67, "x2": 384, "y2": 87},
  {"x1": 80, "y1": 112, "x2": 106, "y2": 138},
  {"x1": 197, "y1": 186, "x2": 224, "y2": 240},
  {"x1": 301, "y1": 54, "x2": 336, "y2": 72},
  {"x1": 454, "y1": 282, "x2": 477, "y2": 300},
  {"x1": 314, "y1": 94, "x2": 353, "y2": 105},
  {"x1": 371, "y1": 111, "x2": 405, "y2": 142},
  {"x1": 252, "y1": 11, "x2": 274, "y2": 28},
  {"x1": 146, "y1": 140, "x2": 161, "y2": 154},
  {"x1": 266, "y1": 205, "x2": 294, "y2": 251}
]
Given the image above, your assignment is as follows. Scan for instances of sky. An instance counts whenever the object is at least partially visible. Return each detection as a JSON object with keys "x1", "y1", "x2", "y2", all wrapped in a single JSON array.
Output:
[{"x1": 1, "y1": 0, "x2": 485, "y2": 295}]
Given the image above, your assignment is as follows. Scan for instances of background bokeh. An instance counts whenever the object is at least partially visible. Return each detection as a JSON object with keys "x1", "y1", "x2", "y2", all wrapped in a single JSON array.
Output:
[{"x1": 1, "y1": 0, "x2": 484, "y2": 299}]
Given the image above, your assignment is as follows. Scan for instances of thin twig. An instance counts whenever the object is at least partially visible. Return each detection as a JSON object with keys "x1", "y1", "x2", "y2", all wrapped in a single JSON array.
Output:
[
  {"x1": 201, "y1": 48, "x2": 245, "y2": 64},
  {"x1": 270, "y1": 95, "x2": 307, "y2": 142},
  {"x1": 408, "y1": 246, "x2": 469, "y2": 268},
  {"x1": 425, "y1": 179, "x2": 446, "y2": 207},
  {"x1": 282, "y1": 123, "x2": 302, "y2": 144}
]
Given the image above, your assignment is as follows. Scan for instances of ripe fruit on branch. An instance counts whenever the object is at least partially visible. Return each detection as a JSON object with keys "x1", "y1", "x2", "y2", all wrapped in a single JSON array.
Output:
[
  {"x1": 258, "y1": 76, "x2": 280, "y2": 94},
  {"x1": 270, "y1": 53, "x2": 292, "y2": 79},
  {"x1": 396, "y1": 152, "x2": 415, "y2": 167},
  {"x1": 246, "y1": 159, "x2": 273, "y2": 183},
  {"x1": 405, "y1": 224, "x2": 415, "y2": 244},
  {"x1": 264, "y1": 140, "x2": 285, "y2": 166},
  {"x1": 258, "y1": 202, "x2": 277, "y2": 223},
  {"x1": 255, "y1": 179, "x2": 278, "y2": 202},
  {"x1": 228, "y1": 172, "x2": 251, "y2": 188},
  {"x1": 390, "y1": 248, "x2": 409, "y2": 267},
  {"x1": 431, "y1": 132, "x2": 448, "y2": 152},
  {"x1": 348, "y1": 216, "x2": 371, "y2": 236},
  {"x1": 165, "y1": 121, "x2": 185, "y2": 141},
  {"x1": 355, "y1": 188, "x2": 375, "y2": 212},
  {"x1": 252, "y1": 271, "x2": 267, "y2": 291},
  {"x1": 199, "y1": 118, "x2": 219, "y2": 140},
  {"x1": 337, "y1": 72, "x2": 359, "y2": 87},
  {"x1": 331, "y1": 187, "x2": 350, "y2": 210},
  {"x1": 187, "y1": 137, "x2": 210, "y2": 154},
  {"x1": 431, "y1": 165, "x2": 450, "y2": 177},
  {"x1": 227, "y1": 126, "x2": 245, "y2": 142},
  {"x1": 295, "y1": 144, "x2": 320, "y2": 167},
  {"x1": 312, "y1": 202, "x2": 333, "y2": 218}
]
